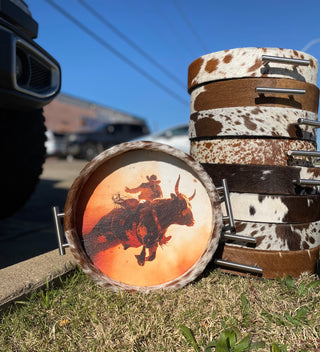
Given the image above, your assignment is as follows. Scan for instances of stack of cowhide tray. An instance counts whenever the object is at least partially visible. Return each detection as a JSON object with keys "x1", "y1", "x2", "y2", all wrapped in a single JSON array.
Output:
[{"x1": 188, "y1": 47, "x2": 320, "y2": 278}]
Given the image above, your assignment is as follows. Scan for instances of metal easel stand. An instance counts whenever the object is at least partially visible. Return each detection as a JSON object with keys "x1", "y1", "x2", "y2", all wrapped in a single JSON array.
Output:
[
  {"x1": 290, "y1": 118, "x2": 320, "y2": 186},
  {"x1": 52, "y1": 206, "x2": 69, "y2": 255},
  {"x1": 290, "y1": 120, "x2": 320, "y2": 277},
  {"x1": 215, "y1": 179, "x2": 263, "y2": 275}
]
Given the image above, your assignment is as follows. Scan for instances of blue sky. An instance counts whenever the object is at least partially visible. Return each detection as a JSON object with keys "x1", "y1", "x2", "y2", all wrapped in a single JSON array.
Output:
[{"x1": 29, "y1": 0, "x2": 320, "y2": 136}]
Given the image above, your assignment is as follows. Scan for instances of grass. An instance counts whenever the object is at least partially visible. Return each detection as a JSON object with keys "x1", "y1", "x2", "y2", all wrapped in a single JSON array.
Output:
[{"x1": 0, "y1": 266, "x2": 320, "y2": 351}]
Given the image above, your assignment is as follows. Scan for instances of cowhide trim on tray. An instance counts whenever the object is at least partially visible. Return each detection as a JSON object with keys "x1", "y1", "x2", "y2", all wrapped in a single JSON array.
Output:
[
  {"x1": 188, "y1": 47, "x2": 318, "y2": 92},
  {"x1": 189, "y1": 107, "x2": 318, "y2": 141},
  {"x1": 190, "y1": 139, "x2": 317, "y2": 166},
  {"x1": 213, "y1": 244, "x2": 320, "y2": 279},
  {"x1": 190, "y1": 78, "x2": 319, "y2": 113},
  {"x1": 225, "y1": 220, "x2": 320, "y2": 251},
  {"x1": 64, "y1": 141, "x2": 223, "y2": 291},
  {"x1": 201, "y1": 164, "x2": 320, "y2": 195},
  {"x1": 222, "y1": 192, "x2": 320, "y2": 223}
]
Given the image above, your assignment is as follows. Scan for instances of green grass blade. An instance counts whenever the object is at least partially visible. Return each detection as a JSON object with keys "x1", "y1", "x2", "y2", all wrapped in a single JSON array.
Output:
[
  {"x1": 203, "y1": 340, "x2": 217, "y2": 352},
  {"x1": 305, "y1": 280, "x2": 320, "y2": 291},
  {"x1": 270, "y1": 343, "x2": 288, "y2": 352},
  {"x1": 284, "y1": 276, "x2": 295, "y2": 289},
  {"x1": 250, "y1": 341, "x2": 266, "y2": 350},
  {"x1": 240, "y1": 293, "x2": 250, "y2": 327},
  {"x1": 215, "y1": 329, "x2": 238, "y2": 351},
  {"x1": 234, "y1": 334, "x2": 250, "y2": 351},
  {"x1": 179, "y1": 324, "x2": 199, "y2": 352},
  {"x1": 270, "y1": 343, "x2": 281, "y2": 352}
]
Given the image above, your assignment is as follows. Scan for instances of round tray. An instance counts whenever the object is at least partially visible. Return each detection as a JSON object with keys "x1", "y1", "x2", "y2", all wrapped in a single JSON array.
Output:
[
  {"x1": 232, "y1": 220, "x2": 320, "y2": 251},
  {"x1": 201, "y1": 164, "x2": 320, "y2": 195},
  {"x1": 215, "y1": 244, "x2": 320, "y2": 279},
  {"x1": 190, "y1": 78, "x2": 319, "y2": 113},
  {"x1": 190, "y1": 138, "x2": 316, "y2": 167},
  {"x1": 188, "y1": 47, "x2": 319, "y2": 92},
  {"x1": 222, "y1": 192, "x2": 320, "y2": 224},
  {"x1": 189, "y1": 107, "x2": 318, "y2": 141},
  {"x1": 64, "y1": 141, "x2": 222, "y2": 291}
]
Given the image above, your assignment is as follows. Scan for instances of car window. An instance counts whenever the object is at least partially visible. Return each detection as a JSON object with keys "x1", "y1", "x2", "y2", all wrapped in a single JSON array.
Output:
[
  {"x1": 129, "y1": 125, "x2": 144, "y2": 133},
  {"x1": 103, "y1": 124, "x2": 146, "y2": 135},
  {"x1": 107, "y1": 125, "x2": 115, "y2": 133},
  {"x1": 161, "y1": 126, "x2": 188, "y2": 137},
  {"x1": 171, "y1": 126, "x2": 188, "y2": 136},
  {"x1": 103, "y1": 124, "x2": 118, "y2": 134}
]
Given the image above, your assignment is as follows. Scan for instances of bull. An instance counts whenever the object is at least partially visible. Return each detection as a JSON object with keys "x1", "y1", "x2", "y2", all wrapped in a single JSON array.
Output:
[{"x1": 83, "y1": 175, "x2": 196, "y2": 266}]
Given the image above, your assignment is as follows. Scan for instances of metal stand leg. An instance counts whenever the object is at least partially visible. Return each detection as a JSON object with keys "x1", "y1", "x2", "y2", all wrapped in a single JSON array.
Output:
[
  {"x1": 214, "y1": 259, "x2": 263, "y2": 275},
  {"x1": 215, "y1": 179, "x2": 263, "y2": 275},
  {"x1": 291, "y1": 118, "x2": 320, "y2": 186},
  {"x1": 52, "y1": 206, "x2": 69, "y2": 255}
]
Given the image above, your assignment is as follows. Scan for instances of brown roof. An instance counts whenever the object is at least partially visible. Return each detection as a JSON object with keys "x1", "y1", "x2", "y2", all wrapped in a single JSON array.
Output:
[{"x1": 43, "y1": 93, "x2": 145, "y2": 133}]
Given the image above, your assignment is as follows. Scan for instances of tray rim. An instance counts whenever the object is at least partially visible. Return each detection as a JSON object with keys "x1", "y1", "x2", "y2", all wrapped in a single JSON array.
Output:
[{"x1": 64, "y1": 141, "x2": 223, "y2": 291}]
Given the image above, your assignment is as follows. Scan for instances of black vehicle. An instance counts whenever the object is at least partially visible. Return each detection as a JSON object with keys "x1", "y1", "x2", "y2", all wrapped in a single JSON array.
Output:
[
  {"x1": 0, "y1": 0, "x2": 61, "y2": 218},
  {"x1": 66, "y1": 121, "x2": 150, "y2": 160}
]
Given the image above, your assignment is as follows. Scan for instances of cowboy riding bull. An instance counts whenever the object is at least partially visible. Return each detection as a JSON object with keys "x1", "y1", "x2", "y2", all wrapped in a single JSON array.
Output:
[{"x1": 83, "y1": 175, "x2": 196, "y2": 266}]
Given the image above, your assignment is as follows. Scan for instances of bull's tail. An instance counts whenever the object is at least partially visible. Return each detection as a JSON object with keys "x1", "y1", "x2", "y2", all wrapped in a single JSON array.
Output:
[
  {"x1": 82, "y1": 229, "x2": 121, "y2": 258},
  {"x1": 81, "y1": 212, "x2": 121, "y2": 258}
]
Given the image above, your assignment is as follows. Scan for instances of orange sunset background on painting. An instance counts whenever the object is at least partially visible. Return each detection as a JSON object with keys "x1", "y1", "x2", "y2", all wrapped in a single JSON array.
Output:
[{"x1": 81, "y1": 151, "x2": 215, "y2": 287}]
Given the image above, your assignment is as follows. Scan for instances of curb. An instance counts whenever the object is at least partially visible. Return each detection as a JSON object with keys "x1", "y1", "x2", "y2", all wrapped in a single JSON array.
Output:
[{"x1": 0, "y1": 248, "x2": 77, "y2": 310}]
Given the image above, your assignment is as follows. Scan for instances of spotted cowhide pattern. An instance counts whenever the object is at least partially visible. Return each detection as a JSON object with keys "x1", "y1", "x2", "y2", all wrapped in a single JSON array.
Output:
[
  {"x1": 189, "y1": 107, "x2": 318, "y2": 141},
  {"x1": 64, "y1": 140, "x2": 223, "y2": 291},
  {"x1": 225, "y1": 220, "x2": 320, "y2": 251},
  {"x1": 190, "y1": 78, "x2": 320, "y2": 113},
  {"x1": 190, "y1": 139, "x2": 317, "y2": 166},
  {"x1": 221, "y1": 192, "x2": 320, "y2": 223},
  {"x1": 188, "y1": 47, "x2": 318, "y2": 92},
  {"x1": 201, "y1": 164, "x2": 320, "y2": 195}
]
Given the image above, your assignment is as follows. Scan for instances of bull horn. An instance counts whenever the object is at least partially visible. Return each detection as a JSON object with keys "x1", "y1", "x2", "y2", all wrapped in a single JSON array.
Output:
[
  {"x1": 188, "y1": 189, "x2": 196, "y2": 201},
  {"x1": 175, "y1": 175, "x2": 181, "y2": 195}
]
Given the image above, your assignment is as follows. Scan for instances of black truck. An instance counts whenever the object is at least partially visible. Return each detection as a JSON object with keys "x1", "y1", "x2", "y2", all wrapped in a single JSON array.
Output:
[{"x1": 0, "y1": 0, "x2": 61, "y2": 218}]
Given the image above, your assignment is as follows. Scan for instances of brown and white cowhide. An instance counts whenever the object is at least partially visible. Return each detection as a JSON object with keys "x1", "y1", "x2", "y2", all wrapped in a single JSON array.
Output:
[
  {"x1": 222, "y1": 192, "x2": 320, "y2": 223},
  {"x1": 64, "y1": 141, "x2": 223, "y2": 291},
  {"x1": 190, "y1": 78, "x2": 319, "y2": 113},
  {"x1": 201, "y1": 164, "x2": 320, "y2": 195},
  {"x1": 226, "y1": 220, "x2": 320, "y2": 251},
  {"x1": 189, "y1": 107, "x2": 318, "y2": 141},
  {"x1": 190, "y1": 139, "x2": 317, "y2": 166},
  {"x1": 188, "y1": 47, "x2": 318, "y2": 92},
  {"x1": 214, "y1": 244, "x2": 320, "y2": 279}
]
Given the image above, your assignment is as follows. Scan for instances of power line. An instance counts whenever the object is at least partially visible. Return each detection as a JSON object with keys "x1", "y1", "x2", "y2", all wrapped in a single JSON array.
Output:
[
  {"x1": 77, "y1": 0, "x2": 186, "y2": 90},
  {"x1": 125, "y1": 0, "x2": 188, "y2": 64},
  {"x1": 172, "y1": 0, "x2": 209, "y2": 53},
  {"x1": 44, "y1": 0, "x2": 188, "y2": 106},
  {"x1": 150, "y1": 0, "x2": 197, "y2": 57}
]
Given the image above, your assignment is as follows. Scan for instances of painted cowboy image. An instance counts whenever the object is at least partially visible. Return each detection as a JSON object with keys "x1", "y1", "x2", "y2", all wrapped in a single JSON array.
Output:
[
  {"x1": 85, "y1": 175, "x2": 196, "y2": 266},
  {"x1": 111, "y1": 175, "x2": 163, "y2": 246},
  {"x1": 125, "y1": 175, "x2": 163, "y2": 202}
]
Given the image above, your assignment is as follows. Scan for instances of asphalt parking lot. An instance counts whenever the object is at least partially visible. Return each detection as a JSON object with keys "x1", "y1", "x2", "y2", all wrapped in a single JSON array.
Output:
[{"x1": 0, "y1": 157, "x2": 87, "y2": 269}]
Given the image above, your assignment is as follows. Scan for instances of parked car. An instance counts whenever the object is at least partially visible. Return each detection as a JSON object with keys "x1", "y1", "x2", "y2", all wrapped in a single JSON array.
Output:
[
  {"x1": 45, "y1": 130, "x2": 67, "y2": 157},
  {"x1": 66, "y1": 121, "x2": 150, "y2": 160},
  {"x1": 135, "y1": 124, "x2": 190, "y2": 154}
]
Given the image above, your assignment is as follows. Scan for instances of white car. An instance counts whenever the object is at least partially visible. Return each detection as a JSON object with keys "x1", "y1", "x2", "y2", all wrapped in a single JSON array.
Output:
[
  {"x1": 135, "y1": 124, "x2": 190, "y2": 154},
  {"x1": 45, "y1": 130, "x2": 67, "y2": 156}
]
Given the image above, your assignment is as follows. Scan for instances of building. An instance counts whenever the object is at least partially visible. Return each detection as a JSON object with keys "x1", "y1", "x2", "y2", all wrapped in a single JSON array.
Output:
[{"x1": 43, "y1": 93, "x2": 147, "y2": 133}]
